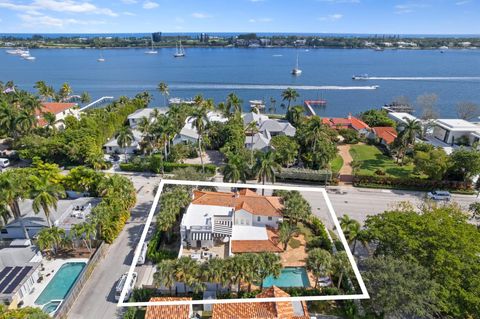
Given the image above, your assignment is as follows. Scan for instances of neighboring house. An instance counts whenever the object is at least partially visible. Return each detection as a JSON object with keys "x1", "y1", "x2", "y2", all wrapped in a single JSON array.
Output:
[
  {"x1": 0, "y1": 197, "x2": 99, "y2": 240},
  {"x1": 322, "y1": 115, "x2": 370, "y2": 135},
  {"x1": 36, "y1": 102, "x2": 79, "y2": 129},
  {"x1": 145, "y1": 297, "x2": 193, "y2": 319},
  {"x1": 259, "y1": 119, "x2": 296, "y2": 137},
  {"x1": 212, "y1": 286, "x2": 310, "y2": 319},
  {"x1": 387, "y1": 112, "x2": 418, "y2": 127},
  {"x1": 432, "y1": 119, "x2": 480, "y2": 146},
  {"x1": 245, "y1": 131, "x2": 271, "y2": 151},
  {"x1": 243, "y1": 112, "x2": 269, "y2": 126},
  {"x1": 173, "y1": 112, "x2": 227, "y2": 145},
  {"x1": 180, "y1": 189, "x2": 284, "y2": 255},
  {"x1": 103, "y1": 130, "x2": 143, "y2": 154},
  {"x1": 0, "y1": 242, "x2": 42, "y2": 308},
  {"x1": 127, "y1": 108, "x2": 165, "y2": 129},
  {"x1": 372, "y1": 127, "x2": 398, "y2": 147}
]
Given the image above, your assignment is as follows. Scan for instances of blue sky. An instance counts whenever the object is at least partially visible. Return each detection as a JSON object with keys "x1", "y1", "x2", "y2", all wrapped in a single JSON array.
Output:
[{"x1": 0, "y1": 0, "x2": 478, "y2": 34}]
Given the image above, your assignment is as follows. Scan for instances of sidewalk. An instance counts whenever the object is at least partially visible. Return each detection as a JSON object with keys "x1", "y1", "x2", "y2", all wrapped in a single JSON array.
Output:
[{"x1": 337, "y1": 144, "x2": 353, "y2": 185}]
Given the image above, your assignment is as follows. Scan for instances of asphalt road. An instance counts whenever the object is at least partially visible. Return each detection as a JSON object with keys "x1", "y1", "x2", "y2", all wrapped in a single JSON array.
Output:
[{"x1": 68, "y1": 174, "x2": 161, "y2": 319}]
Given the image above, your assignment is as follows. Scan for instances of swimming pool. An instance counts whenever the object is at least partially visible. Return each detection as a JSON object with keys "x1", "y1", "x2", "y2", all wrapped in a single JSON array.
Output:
[
  {"x1": 35, "y1": 262, "x2": 86, "y2": 306},
  {"x1": 263, "y1": 267, "x2": 310, "y2": 288}
]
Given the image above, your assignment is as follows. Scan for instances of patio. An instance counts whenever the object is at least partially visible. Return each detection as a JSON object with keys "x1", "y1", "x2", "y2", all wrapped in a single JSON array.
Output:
[{"x1": 181, "y1": 241, "x2": 229, "y2": 261}]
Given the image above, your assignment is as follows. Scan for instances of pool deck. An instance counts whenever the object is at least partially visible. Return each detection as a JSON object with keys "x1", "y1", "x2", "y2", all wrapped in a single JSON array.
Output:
[{"x1": 22, "y1": 257, "x2": 88, "y2": 308}]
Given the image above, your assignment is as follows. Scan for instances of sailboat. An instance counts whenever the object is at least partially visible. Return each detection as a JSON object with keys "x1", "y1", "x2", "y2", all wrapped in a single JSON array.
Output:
[
  {"x1": 174, "y1": 41, "x2": 185, "y2": 58},
  {"x1": 291, "y1": 53, "x2": 302, "y2": 75},
  {"x1": 97, "y1": 51, "x2": 105, "y2": 62},
  {"x1": 144, "y1": 36, "x2": 158, "y2": 54}
]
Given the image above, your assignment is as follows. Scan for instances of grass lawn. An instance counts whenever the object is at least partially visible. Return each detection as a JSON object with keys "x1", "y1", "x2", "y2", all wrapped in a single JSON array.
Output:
[
  {"x1": 330, "y1": 155, "x2": 344, "y2": 173},
  {"x1": 349, "y1": 144, "x2": 416, "y2": 178}
]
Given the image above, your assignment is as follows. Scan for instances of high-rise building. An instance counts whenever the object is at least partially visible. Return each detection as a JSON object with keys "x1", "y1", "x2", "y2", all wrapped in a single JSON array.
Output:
[{"x1": 152, "y1": 32, "x2": 162, "y2": 42}]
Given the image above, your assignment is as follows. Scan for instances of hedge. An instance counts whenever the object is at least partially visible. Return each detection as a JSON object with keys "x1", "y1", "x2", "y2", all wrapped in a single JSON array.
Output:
[
  {"x1": 120, "y1": 161, "x2": 217, "y2": 175},
  {"x1": 275, "y1": 168, "x2": 335, "y2": 183},
  {"x1": 353, "y1": 175, "x2": 472, "y2": 191}
]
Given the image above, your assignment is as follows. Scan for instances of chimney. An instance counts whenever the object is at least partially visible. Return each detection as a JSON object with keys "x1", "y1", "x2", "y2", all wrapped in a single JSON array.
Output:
[{"x1": 348, "y1": 113, "x2": 352, "y2": 120}]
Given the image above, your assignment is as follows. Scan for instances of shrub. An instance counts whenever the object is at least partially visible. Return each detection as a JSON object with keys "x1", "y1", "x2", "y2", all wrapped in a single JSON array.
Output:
[
  {"x1": 353, "y1": 175, "x2": 472, "y2": 191},
  {"x1": 120, "y1": 160, "x2": 217, "y2": 175},
  {"x1": 131, "y1": 288, "x2": 157, "y2": 302},
  {"x1": 275, "y1": 168, "x2": 333, "y2": 183},
  {"x1": 289, "y1": 238, "x2": 302, "y2": 249},
  {"x1": 374, "y1": 169, "x2": 386, "y2": 176},
  {"x1": 307, "y1": 236, "x2": 333, "y2": 252},
  {"x1": 338, "y1": 129, "x2": 360, "y2": 144}
]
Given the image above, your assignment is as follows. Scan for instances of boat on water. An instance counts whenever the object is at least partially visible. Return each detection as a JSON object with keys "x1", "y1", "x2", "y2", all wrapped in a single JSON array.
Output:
[
  {"x1": 6, "y1": 48, "x2": 28, "y2": 55},
  {"x1": 97, "y1": 51, "x2": 106, "y2": 62},
  {"x1": 144, "y1": 36, "x2": 158, "y2": 54},
  {"x1": 174, "y1": 42, "x2": 185, "y2": 57},
  {"x1": 291, "y1": 53, "x2": 302, "y2": 75},
  {"x1": 23, "y1": 56, "x2": 36, "y2": 61},
  {"x1": 249, "y1": 100, "x2": 266, "y2": 112},
  {"x1": 352, "y1": 74, "x2": 369, "y2": 80},
  {"x1": 374, "y1": 47, "x2": 384, "y2": 51}
]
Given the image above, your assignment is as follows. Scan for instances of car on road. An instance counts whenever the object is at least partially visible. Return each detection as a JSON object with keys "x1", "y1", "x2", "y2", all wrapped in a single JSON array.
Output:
[
  {"x1": 0, "y1": 158, "x2": 10, "y2": 168},
  {"x1": 427, "y1": 190, "x2": 451, "y2": 201},
  {"x1": 136, "y1": 242, "x2": 148, "y2": 266},
  {"x1": 114, "y1": 272, "x2": 137, "y2": 302}
]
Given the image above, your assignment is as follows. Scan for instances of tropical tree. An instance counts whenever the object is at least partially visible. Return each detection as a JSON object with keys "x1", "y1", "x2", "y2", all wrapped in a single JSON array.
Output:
[
  {"x1": 278, "y1": 222, "x2": 298, "y2": 250},
  {"x1": 253, "y1": 150, "x2": 281, "y2": 195},
  {"x1": 29, "y1": 175, "x2": 65, "y2": 228},
  {"x1": 333, "y1": 251, "x2": 353, "y2": 290},
  {"x1": 174, "y1": 257, "x2": 202, "y2": 294},
  {"x1": 154, "y1": 260, "x2": 176, "y2": 295},
  {"x1": 282, "y1": 191, "x2": 311, "y2": 225},
  {"x1": 15, "y1": 109, "x2": 35, "y2": 135},
  {"x1": 286, "y1": 105, "x2": 305, "y2": 127},
  {"x1": 191, "y1": 102, "x2": 213, "y2": 173},
  {"x1": 307, "y1": 248, "x2": 333, "y2": 288},
  {"x1": 281, "y1": 88, "x2": 299, "y2": 110},
  {"x1": 57, "y1": 83, "x2": 72, "y2": 102},
  {"x1": 201, "y1": 258, "x2": 228, "y2": 293},
  {"x1": 116, "y1": 126, "x2": 135, "y2": 162},
  {"x1": 225, "y1": 93, "x2": 243, "y2": 117},
  {"x1": 245, "y1": 121, "x2": 259, "y2": 165},
  {"x1": 36, "y1": 226, "x2": 66, "y2": 255},
  {"x1": 270, "y1": 135, "x2": 299, "y2": 167},
  {"x1": 339, "y1": 214, "x2": 368, "y2": 255},
  {"x1": 157, "y1": 82, "x2": 169, "y2": 107},
  {"x1": 0, "y1": 170, "x2": 31, "y2": 238},
  {"x1": 80, "y1": 91, "x2": 91, "y2": 104},
  {"x1": 42, "y1": 112, "x2": 61, "y2": 135},
  {"x1": 0, "y1": 101, "x2": 18, "y2": 137},
  {"x1": 396, "y1": 118, "x2": 422, "y2": 161},
  {"x1": 70, "y1": 221, "x2": 96, "y2": 252},
  {"x1": 257, "y1": 253, "x2": 282, "y2": 290},
  {"x1": 223, "y1": 153, "x2": 249, "y2": 183}
]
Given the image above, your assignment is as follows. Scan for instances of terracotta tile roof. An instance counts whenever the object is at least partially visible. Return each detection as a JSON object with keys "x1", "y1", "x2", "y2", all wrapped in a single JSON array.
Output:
[
  {"x1": 322, "y1": 116, "x2": 370, "y2": 131},
  {"x1": 40, "y1": 102, "x2": 77, "y2": 115},
  {"x1": 192, "y1": 190, "x2": 283, "y2": 217},
  {"x1": 373, "y1": 126, "x2": 398, "y2": 144},
  {"x1": 212, "y1": 286, "x2": 309, "y2": 319},
  {"x1": 145, "y1": 297, "x2": 192, "y2": 319},
  {"x1": 231, "y1": 226, "x2": 282, "y2": 253},
  {"x1": 350, "y1": 117, "x2": 370, "y2": 130}
]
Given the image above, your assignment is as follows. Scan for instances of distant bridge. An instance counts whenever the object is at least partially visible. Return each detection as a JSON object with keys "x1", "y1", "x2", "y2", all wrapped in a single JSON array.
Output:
[{"x1": 79, "y1": 96, "x2": 115, "y2": 111}]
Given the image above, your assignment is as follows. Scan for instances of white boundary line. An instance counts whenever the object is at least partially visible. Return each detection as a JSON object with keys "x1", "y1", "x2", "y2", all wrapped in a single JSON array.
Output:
[{"x1": 118, "y1": 179, "x2": 370, "y2": 307}]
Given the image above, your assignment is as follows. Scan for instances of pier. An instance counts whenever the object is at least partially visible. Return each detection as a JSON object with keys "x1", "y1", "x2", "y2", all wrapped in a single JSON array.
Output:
[
  {"x1": 304, "y1": 99, "x2": 327, "y2": 116},
  {"x1": 79, "y1": 96, "x2": 114, "y2": 111}
]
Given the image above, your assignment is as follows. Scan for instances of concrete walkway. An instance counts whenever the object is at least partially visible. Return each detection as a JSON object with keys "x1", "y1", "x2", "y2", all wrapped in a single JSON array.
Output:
[{"x1": 337, "y1": 144, "x2": 353, "y2": 185}]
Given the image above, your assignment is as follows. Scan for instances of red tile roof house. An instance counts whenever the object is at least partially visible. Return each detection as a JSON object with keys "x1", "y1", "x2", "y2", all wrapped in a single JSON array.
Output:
[
  {"x1": 179, "y1": 189, "x2": 284, "y2": 258},
  {"x1": 212, "y1": 286, "x2": 310, "y2": 319},
  {"x1": 322, "y1": 115, "x2": 370, "y2": 135},
  {"x1": 144, "y1": 297, "x2": 193, "y2": 319},
  {"x1": 372, "y1": 126, "x2": 398, "y2": 147},
  {"x1": 35, "y1": 102, "x2": 79, "y2": 128}
]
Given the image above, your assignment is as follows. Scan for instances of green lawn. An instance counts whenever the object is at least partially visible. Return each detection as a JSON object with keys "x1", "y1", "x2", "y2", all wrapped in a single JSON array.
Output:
[
  {"x1": 330, "y1": 155, "x2": 344, "y2": 173},
  {"x1": 349, "y1": 144, "x2": 416, "y2": 178}
]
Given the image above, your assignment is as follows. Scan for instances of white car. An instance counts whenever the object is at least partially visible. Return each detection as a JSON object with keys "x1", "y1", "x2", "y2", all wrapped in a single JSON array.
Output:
[
  {"x1": 427, "y1": 190, "x2": 451, "y2": 201},
  {"x1": 114, "y1": 272, "x2": 137, "y2": 302}
]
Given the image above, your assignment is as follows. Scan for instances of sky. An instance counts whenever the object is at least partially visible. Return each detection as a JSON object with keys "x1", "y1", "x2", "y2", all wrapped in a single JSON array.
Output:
[{"x1": 0, "y1": 0, "x2": 479, "y2": 35}]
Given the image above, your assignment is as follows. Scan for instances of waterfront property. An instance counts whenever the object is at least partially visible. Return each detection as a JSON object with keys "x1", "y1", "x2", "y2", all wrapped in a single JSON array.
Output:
[
  {"x1": 432, "y1": 119, "x2": 480, "y2": 146},
  {"x1": 371, "y1": 126, "x2": 398, "y2": 147},
  {"x1": 242, "y1": 112, "x2": 296, "y2": 151},
  {"x1": 36, "y1": 102, "x2": 79, "y2": 129},
  {"x1": 103, "y1": 129, "x2": 143, "y2": 155},
  {"x1": 211, "y1": 286, "x2": 310, "y2": 319},
  {"x1": 322, "y1": 115, "x2": 370, "y2": 135},
  {"x1": 180, "y1": 189, "x2": 284, "y2": 258},
  {"x1": 127, "y1": 108, "x2": 166, "y2": 128},
  {"x1": 173, "y1": 111, "x2": 227, "y2": 145}
]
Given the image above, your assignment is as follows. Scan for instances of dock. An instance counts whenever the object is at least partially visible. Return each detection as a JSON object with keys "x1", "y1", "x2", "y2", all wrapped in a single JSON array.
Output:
[
  {"x1": 304, "y1": 99, "x2": 327, "y2": 116},
  {"x1": 79, "y1": 96, "x2": 114, "y2": 111}
]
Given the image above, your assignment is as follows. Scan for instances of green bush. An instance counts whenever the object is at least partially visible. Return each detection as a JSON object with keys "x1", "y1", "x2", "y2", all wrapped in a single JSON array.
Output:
[
  {"x1": 131, "y1": 288, "x2": 158, "y2": 302},
  {"x1": 338, "y1": 128, "x2": 360, "y2": 144},
  {"x1": 289, "y1": 238, "x2": 302, "y2": 249},
  {"x1": 275, "y1": 168, "x2": 333, "y2": 183},
  {"x1": 120, "y1": 160, "x2": 217, "y2": 175},
  {"x1": 353, "y1": 175, "x2": 472, "y2": 191}
]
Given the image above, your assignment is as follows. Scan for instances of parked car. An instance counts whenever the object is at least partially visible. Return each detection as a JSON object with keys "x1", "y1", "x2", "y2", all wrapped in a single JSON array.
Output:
[
  {"x1": 136, "y1": 242, "x2": 148, "y2": 266},
  {"x1": 427, "y1": 190, "x2": 451, "y2": 201},
  {"x1": 114, "y1": 272, "x2": 137, "y2": 302},
  {"x1": 317, "y1": 276, "x2": 333, "y2": 287},
  {"x1": 0, "y1": 158, "x2": 10, "y2": 168},
  {"x1": 110, "y1": 154, "x2": 120, "y2": 162}
]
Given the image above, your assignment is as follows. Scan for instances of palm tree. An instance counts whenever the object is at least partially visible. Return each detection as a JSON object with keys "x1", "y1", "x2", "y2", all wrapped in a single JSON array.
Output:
[
  {"x1": 339, "y1": 214, "x2": 368, "y2": 255},
  {"x1": 269, "y1": 97, "x2": 277, "y2": 114},
  {"x1": 226, "y1": 93, "x2": 243, "y2": 116},
  {"x1": 223, "y1": 153, "x2": 249, "y2": 183},
  {"x1": 42, "y1": 112, "x2": 60, "y2": 135},
  {"x1": 157, "y1": 82, "x2": 169, "y2": 107},
  {"x1": 0, "y1": 101, "x2": 18, "y2": 137},
  {"x1": 116, "y1": 126, "x2": 135, "y2": 162},
  {"x1": 191, "y1": 104, "x2": 213, "y2": 173},
  {"x1": 245, "y1": 121, "x2": 259, "y2": 165},
  {"x1": 278, "y1": 222, "x2": 298, "y2": 250},
  {"x1": 396, "y1": 118, "x2": 422, "y2": 163},
  {"x1": 286, "y1": 105, "x2": 305, "y2": 127},
  {"x1": 154, "y1": 260, "x2": 176, "y2": 295},
  {"x1": 58, "y1": 83, "x2": 72, "y2": 102},
  {"x1": 80, "y1": 91, "x2": 91, "y2": 104},
  {"x1": 15, "y1": 109, "x2": 35, "y2": 135},
  {"x1": 174, "y1": 257, "x2": 200, "y2": 294},
  {"x1": 258, "y1": 253, "x2": 282, "y2": 289},
  {"x1": 70, "y1": 221, "x2": 96, "y2": 252},
  {"x1": 253, "y1": 150, "x2": 281, "y2": 195},
  {"x1": 307, "y1": 248, "x2": 333, "y2": 289},
  {"x1": 281, "y1": 88, "x2": 299, "y2": 110},
  {"x1": 305, "y1": 116, "x2": 327, "y2": 152},
  {"x1": 201, "y1": 258, "x2": 227, "y2": 293},
  {"x1": 34, "y1": 81, "x2": 48, "y2": 101},
  {"x1": 333, "y1": 251, "x2": 352, "y2": 290},
  {"x1": 36, "y1": 226, "x2": 66, "y2": 255},
  {"x1": 282, "y1": 192, "x2": 311, "y2": 225},
  {"x1": 29, "y1": 175, "x2": 65, "y2": 228}
]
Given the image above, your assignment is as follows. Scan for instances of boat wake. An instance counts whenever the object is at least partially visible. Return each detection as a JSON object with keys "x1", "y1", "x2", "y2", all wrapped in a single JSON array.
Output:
[
  {"x1": 169, "y1": 84, "x2": 379, "y2": 90},
  {"x1": 367, "y1": 76, "x2": 480, "y2": 81}
]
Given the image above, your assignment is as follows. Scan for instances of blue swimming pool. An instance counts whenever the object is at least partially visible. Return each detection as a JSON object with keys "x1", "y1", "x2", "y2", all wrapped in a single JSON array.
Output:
[
  {"x1": 263, "y1": 267, "x2": 310, "y2": 288},
  {"x1": 35, "y1": 262, "x2": 86, "y2": 306}
]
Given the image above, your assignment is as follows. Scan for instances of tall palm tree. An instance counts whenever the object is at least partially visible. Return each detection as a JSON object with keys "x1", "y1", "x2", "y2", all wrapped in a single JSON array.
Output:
[
  {"x1": 0, "y1": 101, "x2": 17, "y2": 137},
  {"x1": 281, "y1": 88, "x2": 299, "y2": 110},
  {"x1": 36, "y1": 226, "x2": 66, "y2": 255},
  {"x1": 222, "y1": 153, "x2": 249, "y2": 183},
  {"x1": 34, "y1": 81, "x2": 48, "y2": 101},
  {"x1": 154, "y1": 260, "x2": 176, "y2": 295},
  {"x1": 278, "y1": 222, "x2": 298, "y2": 250},
  {"x1": 339, "y1": 214, "x2": 368, "y2": 255},
  {"x1": 253, "y1": 150, "x2": 281, "y2": 195},
  {"x1": 396, "y1": 118, "x2": 422, "y2": 162},
  {"x1": 15, "y1": 109, "x2": 36, "y2": 135},
  {"x1": 306, "y1": 116, "x2": 327, "y2": 152},
  {"x1": 307, "y1": 248, "x2": 333, "y2": 289},
  {"x1": 42, "y1": 112, "x2": 60, "y2": 135},
  {"x1": 333, "y1": 251, "x2": 353, "y2": 290},
  {"x1": 258, "y1": 253, "x2": 282, "y2": 289},
  {"x1": 245, "y1": 121, "x2": 259, "y2": 165},
  {"x1": 157, "y1": 82, "x2": 169, "y2": 107},
  {"x1": 70, "y1": 221, "x2": 96, "y2": 252},
  {"x1": 58, "y1": 83, "x2": 72, "y2": 102},
  {"x1": 226, "y1": 93, "x2": 243, "y2": 116},
  {"x1": 29, "y1": 175, "x2": 65, "y2": 228},
  {"x1": 191, "y1": 104, "x2": 213, "y2": 173},
  {"x1": 202, "y1": 258, "x2": 227, "y2": 293},
  {"x1": 116, "y1": 126, "x2": 135, "y2": 162},
  {"x1": 286, "y1": 105, "x2": 305, "y2": 127},
  {"x1": 0, "y1": 170, "x2": 30, "y2": 239},
  {"x1": 174, "y1": 257, "x2": 200, "y2": 294},
  {"x1": 80, "y1": 91, "x2": 91, "y2": 104}
]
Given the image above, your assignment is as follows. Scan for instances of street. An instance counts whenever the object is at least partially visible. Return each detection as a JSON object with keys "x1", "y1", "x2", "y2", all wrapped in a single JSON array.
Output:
[{"x1": 67, "y1": 175, "x2": 479, "y2": 319}]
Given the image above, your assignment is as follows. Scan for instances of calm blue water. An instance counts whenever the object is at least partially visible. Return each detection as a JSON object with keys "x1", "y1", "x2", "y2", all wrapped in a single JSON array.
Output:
[
  {"x1": 35, "y1": 262, "x2": 86, "y2": 305},
  {"x1": 263, "y1": 267, "x2": 310, "y2": 288},
  {"x1": 2, "y1": 47, "x2": 480, "y2": 117}
]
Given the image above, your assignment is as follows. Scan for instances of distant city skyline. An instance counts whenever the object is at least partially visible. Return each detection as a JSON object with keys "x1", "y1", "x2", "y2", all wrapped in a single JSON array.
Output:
[{"x1": 0, "y1": 0, "x2": 478, "y2": 35}]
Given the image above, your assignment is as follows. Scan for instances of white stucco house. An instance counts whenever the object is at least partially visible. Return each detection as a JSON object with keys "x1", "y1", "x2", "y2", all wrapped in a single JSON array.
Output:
[
  {"x1": 180, "y1": 189, "x2": 284, "y2": 256},
  {"x1": 103, "y1": 130, "x2": 143, "y2": 154},
  {"x1": 242, "y1": 112, "x2": 296, "y2": 151},
  {"x1": 432, "y1": 119, "x2": 480, "y2": 146},
  {"x1": 36, "y1": 102, "x2": 79, "y2": 129},
  {"x1": 173, "y1": 112, "x2": 227, "y2": 145},
  {"x1": 127, "y1": 108, "x2": 166, "y2": 129}
]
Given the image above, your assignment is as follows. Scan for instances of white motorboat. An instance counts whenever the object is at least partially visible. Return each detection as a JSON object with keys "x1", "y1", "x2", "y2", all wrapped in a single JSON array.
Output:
[{"x1": 352, "y1": 74, "x2": 369, "y2": 80}]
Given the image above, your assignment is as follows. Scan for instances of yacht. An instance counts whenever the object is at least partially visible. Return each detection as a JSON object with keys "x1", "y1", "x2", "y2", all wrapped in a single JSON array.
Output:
[
  {"x1": 6, "y1": 48, "x2": 28, "y2": 55},
  {"x1": 291, "y1": 53, "x2": 302, "y2": 75},
  {"x1": 24, "y1": 56, "x2": 36, "y2": 61},
  {"x1": 144, "y1": 36, "x2": 158, "y2": 54},
  {"x1": 352, "y1": 74, "x2": 369, "y2": 80},
  {"x1": 174, "y1": 42, "x2": 185, "y2": 57},
  {"x1": 97, "y1": 51, "x2": 106, "y2": 62}
]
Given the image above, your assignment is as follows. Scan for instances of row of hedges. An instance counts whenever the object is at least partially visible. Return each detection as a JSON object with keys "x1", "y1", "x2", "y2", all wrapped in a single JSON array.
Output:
[
  {"x1": 353, "y1": 175, "x2": 472, "y2": 191},
  {"x1": 275, "y1": 167, "x2": 337, "y2": 184},
  {"x1": 120, "y1": 160, "x2": 217, "y2": 175}
]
